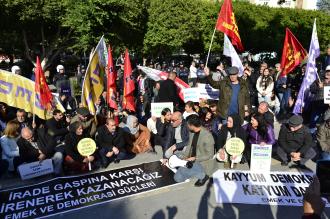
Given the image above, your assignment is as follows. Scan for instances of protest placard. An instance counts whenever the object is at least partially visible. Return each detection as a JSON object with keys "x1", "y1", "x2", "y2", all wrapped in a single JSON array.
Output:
[
  {"x1": 250, "y1": 144, "x2": 272, "y2": 172},
  {"x1": 78, "y1": 138, "x2": 97, "y2": 171},
  {"x1": 213, "y1": 169, "x2": 330, "y2": 207},
  {"x1": 183, "y1": 88, "x2": 200, "y2": 102},
  {"x1": 77, "y1": 138, "x2": 97, "y2": 157},
  {"x1": 0, "y1": 161, "x2": 177, "y2": 219},
  {"x1": 225, "y1": 138, "x2": 245, "y2": 156},
  {"x1": 150, "y1": 102, "x2": 173, "y2": 117},
  {"x1": 18, "y1": 159, "x2": 54, "y2": 180},
  {"x1": 324, "y1": 86, "x2": 330, "y2": 104}
]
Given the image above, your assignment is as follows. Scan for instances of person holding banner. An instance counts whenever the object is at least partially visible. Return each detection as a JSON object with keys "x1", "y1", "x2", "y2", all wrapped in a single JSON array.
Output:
[
  {"x1": 216, "y1": 114, "x2": 247, "y2": 168},
  {"x1": 17, "y1": 127, "x2": 64, "y2": 176},
  {"x1": 64, "y1": 121, "x2": 95, "y2": 173},
  {"x1": 243, "y1": 112, "x2": 275, "y2": 163}
]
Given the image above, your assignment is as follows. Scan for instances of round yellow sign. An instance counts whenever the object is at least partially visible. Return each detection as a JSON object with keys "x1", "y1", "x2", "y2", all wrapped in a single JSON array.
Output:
[
  {"x1": 225, "y1": 137, "x2": 245, "y2": 156},
  {"x1": 77, "y1": 138, "x2": 97, "y2": 156}
]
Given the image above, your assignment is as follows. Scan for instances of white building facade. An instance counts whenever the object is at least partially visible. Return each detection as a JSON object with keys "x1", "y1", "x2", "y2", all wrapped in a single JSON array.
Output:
[{"x1": 249, "y1": 0, "x2": 317, "y2": 10}]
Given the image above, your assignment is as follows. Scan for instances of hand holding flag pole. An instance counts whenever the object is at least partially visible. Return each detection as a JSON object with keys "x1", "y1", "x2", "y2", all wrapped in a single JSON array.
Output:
[{"x1": 206, "y1": 0, "x2": 244, "y2": 67}]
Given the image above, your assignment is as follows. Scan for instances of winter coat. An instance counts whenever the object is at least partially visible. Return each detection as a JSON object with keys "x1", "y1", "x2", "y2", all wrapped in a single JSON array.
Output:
[
  {"x1": 278, "y1": 124, "x2": 315, "y2": 155},
  {"x1": 207, "y1": 75, "x2": 250, "y2": 123},
  {"x1": 317, "y1": 123, "x2": 330, "y2": 153}
]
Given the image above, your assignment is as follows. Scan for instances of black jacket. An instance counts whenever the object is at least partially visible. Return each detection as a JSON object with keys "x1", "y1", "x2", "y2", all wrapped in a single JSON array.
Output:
[
  {"x1": 46, "y1": 117, "x2": 69, "y2": 143},
  {"x1": 278, "y1": 124, "x2": 315, "y2": 155},
  {"x1": 95, "y1": 125, "x2": 126, "y2": 152},
  {"x1": 64, "y1": 132, "x2": 85, "y2": 162},
  {"x1": 17, "y1": 138, "x2": 39, "y2": 163},
  {"x1": 216, "y1": 114, "x2": 247, "y2": 151},
  {"x1": 157, "y1": 79, "x2": 180, "y2": 106},
  {"x1": 17, "y1": 127, "x2": 57, "y2": 162},
  {"x1": 157, "y1": 120, "x2": 189, "y2": 150}
]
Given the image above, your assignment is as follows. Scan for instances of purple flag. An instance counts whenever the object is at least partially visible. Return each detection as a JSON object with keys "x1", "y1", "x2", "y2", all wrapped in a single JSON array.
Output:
[{"x1": 293, "y1": 19, "x2": 320, "y2": 114}]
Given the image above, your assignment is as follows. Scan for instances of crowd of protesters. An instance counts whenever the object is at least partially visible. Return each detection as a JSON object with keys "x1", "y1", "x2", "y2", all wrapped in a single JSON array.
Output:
[
  {"x1": 0, "y1": 51, "x2": 329, "y2": 176},
  {"x1": 1, "y1": 49, "x2": 330, "y2": 217}
]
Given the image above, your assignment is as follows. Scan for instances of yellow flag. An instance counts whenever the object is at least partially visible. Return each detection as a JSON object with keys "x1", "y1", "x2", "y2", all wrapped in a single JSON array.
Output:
[
  {"x1": 0, "y1": 70, "x2": 65, "y2": 119},
  {"x1": 81, "y1": 36, "x2": 108, "y2": 115}
]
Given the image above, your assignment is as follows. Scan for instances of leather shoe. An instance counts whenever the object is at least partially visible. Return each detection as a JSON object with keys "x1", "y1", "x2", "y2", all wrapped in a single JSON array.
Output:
[
  {"x1": 281, "y1": 161, "x2": 288, "y2": 166},
  {"x1": 114, "y1": 159, "x2": 120, "y2": 164},
  {"x1": 194, "y1": 175, "x2": 209, "y2": 187}
]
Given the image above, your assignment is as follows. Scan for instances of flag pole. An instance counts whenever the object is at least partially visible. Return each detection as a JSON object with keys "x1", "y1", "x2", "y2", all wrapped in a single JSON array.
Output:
[
  {"x1": 205, "y1": 27, "x2": 217, "y2": 68},
  {"x1": 32, "y1": 93, "x2": 36, "y2": 124}
]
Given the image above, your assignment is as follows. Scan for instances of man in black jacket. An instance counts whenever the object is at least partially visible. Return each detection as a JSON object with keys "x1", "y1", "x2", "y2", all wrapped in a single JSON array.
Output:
[
  {"x1": 157, "y1": 71, "x2": 180, "y2": 107},
  {"x1": 277, "y1": 115, "x2": 316, "y2": 167},
  {"x1": 95, "y1": 118, "x2": 128, "y2": 168},
  {"x1": 17, "y1": 127, "x2": 64, "y2": 175},
  {"x1": 162, "y1": 112, "x2": 189, "y2": 158},
  {"x1": 46, "y1": 109, "x2": 70, "y2": 144}
]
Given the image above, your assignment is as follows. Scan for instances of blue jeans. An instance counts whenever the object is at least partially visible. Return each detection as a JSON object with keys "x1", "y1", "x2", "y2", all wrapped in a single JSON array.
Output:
[
  {"x1": 174, "y1": 162, "x2": 206, "y2": 182},
  {"x1": 321, "y1": 152, "x2": 330, "y2": 160}
]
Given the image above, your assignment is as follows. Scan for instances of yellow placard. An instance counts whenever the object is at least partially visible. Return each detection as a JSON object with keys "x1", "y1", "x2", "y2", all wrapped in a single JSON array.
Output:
[
  {"x1": 225, "y1": 137, "x2": 245, "y2": 156},
  {"x1": 77, "y1": 138, "x2": 97, "y2": 156}
]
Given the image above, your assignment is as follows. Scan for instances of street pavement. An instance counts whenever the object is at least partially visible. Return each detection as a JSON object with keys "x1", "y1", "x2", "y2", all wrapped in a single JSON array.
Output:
[{"x1": 1, "y1": 120, "x2": 330, "y2": 219}]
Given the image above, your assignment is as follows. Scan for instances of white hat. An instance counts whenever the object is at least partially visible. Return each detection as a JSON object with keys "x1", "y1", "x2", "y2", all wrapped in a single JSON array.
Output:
[
  {"x1": 56, "y1": 65, "x2": 64, "y2": 73},
  {"x1": 11, "y1": 65, "x2": 21, "y2": 74},
  {"x1": 326, "y1": 65, "x2": 330, "y2": 72}
]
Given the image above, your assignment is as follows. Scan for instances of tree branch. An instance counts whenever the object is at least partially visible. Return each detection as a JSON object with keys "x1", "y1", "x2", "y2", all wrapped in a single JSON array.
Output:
[
  {"x1": 22, "y1": 29, "x2": 36, "y2": 66},
  {"x1": 41, "y1": 23, "x2": 46, "y2": 58}
]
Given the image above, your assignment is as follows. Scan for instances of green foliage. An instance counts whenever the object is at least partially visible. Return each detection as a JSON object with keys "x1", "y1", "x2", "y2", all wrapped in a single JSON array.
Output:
[
  {"x1": 62, "y1": 0, "x2": 149, "y2": 53},
  {"x1": 0, "y1": 0, "x2": 329, "y2": 64},
  {"x1": 233, "y1": 2, "x2": 330, "y2": 54}
]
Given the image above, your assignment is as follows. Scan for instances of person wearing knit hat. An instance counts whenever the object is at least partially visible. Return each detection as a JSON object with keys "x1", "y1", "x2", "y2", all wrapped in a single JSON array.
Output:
[
  {"x1": 276, "y1": 115, "x2": 316, "y2": 167},
  {"x1": 316, "y1": 109, "x2": 330, "y2": 160}
]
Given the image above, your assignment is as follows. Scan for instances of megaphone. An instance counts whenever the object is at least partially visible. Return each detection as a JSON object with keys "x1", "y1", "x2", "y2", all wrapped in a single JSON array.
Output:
[{"x1": 168, "y1": 155, "x2": 193, "y2": 169}]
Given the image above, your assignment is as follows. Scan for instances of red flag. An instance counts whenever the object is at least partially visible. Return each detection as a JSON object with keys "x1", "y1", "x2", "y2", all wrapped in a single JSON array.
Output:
[
  {"x1": 122, "y1": 49, "x2": 135, "y2": 112},
  {"x1": 35, "y1": 56, "x2": 53, "y2": 110},
  {"x1": 106, "y1": 45, "x2": 118, "y2": 109},
  {"x1": 216, "y1": 0, "x2": 244, "y2": 52},
  {"x1": 280, "y1": 28, "x2": 307, "y2": 77}
]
